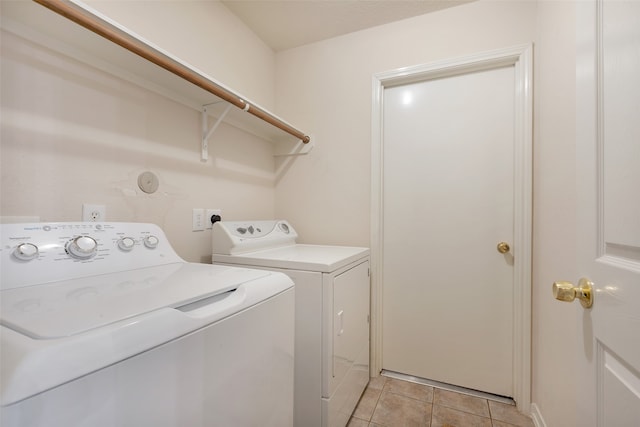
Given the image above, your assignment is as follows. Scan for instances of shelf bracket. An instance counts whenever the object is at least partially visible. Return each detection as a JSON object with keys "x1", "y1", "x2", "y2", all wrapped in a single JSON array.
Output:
[{"x1": 202, "y1": 104, "x2": 232, "y2": 161}]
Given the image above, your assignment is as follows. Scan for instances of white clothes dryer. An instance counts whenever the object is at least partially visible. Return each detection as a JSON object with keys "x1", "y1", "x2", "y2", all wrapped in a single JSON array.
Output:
[
  {"x1": 212, "y1": 220, "x2": 370, "y2": 427},
  {"x1": 1, "y1": 222, "x2": 294, "y2": 427}
]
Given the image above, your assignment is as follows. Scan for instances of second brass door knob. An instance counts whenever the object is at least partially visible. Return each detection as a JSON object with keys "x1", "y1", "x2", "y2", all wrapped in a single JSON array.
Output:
[{"x1": 497, "y1": 242, "x2": 510, "y2": 254}]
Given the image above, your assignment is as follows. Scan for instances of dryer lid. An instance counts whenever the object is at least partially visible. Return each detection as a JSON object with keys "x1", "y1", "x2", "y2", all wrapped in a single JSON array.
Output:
[{"x1": 213, "y1": 244, "x2": 370, "y2": 273}]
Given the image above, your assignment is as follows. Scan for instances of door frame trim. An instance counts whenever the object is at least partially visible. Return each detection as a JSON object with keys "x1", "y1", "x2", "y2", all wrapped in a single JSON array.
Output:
[{"x1": 370, "y1": 44, "x2": 533, "y2": 411}]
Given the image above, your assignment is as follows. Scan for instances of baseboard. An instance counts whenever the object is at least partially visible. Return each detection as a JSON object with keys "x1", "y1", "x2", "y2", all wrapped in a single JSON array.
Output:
[{"x1": 530, "y1": 403, "x2": 547, "y2": 427}]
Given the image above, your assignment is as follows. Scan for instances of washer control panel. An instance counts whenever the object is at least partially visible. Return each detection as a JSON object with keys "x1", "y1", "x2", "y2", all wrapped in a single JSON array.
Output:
[{"x1": 1, "y1": 222, "x2": 183, "y2": 290}]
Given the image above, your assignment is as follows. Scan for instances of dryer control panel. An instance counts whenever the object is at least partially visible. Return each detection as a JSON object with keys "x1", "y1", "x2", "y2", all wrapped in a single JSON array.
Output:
[{"x1": 212, "y1": 220, "x2": 298, "y2": 255}]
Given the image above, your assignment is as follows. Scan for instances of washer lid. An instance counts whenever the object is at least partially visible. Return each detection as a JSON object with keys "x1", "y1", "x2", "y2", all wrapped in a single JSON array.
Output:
[
  {"x1": 213, "y1": 244, "x2": 370, "y2": 273},
  {"x1": 0, "y1": 263, "x2": 270, "y2": 339}
]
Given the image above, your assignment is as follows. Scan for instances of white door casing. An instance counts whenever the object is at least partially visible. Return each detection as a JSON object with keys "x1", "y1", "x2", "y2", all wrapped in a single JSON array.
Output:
[
  {"x1": 576, "y1": 1, "x2": 640, "y2": 426},
  {"x1": 371, "y1": 44, "x2": 532, "y2": 411}
]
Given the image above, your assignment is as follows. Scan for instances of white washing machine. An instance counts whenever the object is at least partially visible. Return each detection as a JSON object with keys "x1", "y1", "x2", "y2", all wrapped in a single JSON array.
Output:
[
  {"x1": 0, "y1": 222, "x2": 294, "y2": 427},
  {"x1": 212, "y1": 220, "x2": 370, "y2": 427}
]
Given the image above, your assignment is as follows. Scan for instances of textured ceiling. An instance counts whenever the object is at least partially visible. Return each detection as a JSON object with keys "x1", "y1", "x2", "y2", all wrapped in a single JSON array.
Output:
[{"x1": 221, "y1": 0, "x2": 473, "y2": 51}]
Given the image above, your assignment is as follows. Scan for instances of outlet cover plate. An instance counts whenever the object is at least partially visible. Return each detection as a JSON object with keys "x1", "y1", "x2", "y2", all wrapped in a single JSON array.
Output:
[
  {"x1": 82, "y1": 204, "x2": 106, "y2": 222},
  {"x1": 192, "y1": 208, "x2": 205, "y2": 231}
]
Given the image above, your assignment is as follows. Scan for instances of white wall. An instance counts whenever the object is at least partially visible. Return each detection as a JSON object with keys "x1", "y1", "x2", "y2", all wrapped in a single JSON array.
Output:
[
  {"x1": 274, "y1": 0, "x2": 537, "y2": 246},
  {"x1": 0, "y1": 1, "x2": 278, "y2": 262},
  {"x1": 275, "y1": 1, "x2": 578, "y2": 425},
  {"x1": 84, "y1": 0, "x2": 276, "y2": 109}
]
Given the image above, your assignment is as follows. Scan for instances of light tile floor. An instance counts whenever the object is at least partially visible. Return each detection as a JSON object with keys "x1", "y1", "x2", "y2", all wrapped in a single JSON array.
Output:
[{"x1": 348, "y1": 376, "x2": 535, "y2": 427}]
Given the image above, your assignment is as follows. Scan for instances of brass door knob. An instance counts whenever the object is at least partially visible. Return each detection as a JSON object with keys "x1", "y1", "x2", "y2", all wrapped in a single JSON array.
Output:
[
  {"x1": 497, "y1": 242, "x2": 510, "y2": 254},
  {"x1": 552, "y1": 278, "x2": 594, "y2": 308}
]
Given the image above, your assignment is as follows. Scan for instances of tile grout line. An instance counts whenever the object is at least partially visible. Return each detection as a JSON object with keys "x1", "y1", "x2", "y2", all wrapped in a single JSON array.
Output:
[
  {"x1": 361, "y1": 379, "x2": 387, "y2": 424},
  {"x1": 432, "y1": 403, "x2": 494, "y2": 421},
  {"x1": 369, "y1": 386, "x2": 383, "y2": 423},
  {"x1": 430, "y1": 399, "x2": 434, "y2": 427}
]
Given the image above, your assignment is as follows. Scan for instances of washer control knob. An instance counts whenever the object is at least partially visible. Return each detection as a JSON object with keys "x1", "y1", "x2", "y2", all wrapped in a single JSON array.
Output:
[
  {"x1": 117, "y1": 237, "x2": 136, "y2": 252},
  {"x1": 13, "y1": 243, "x2": 39, "y2": 261},
  {"x1": 66, "y1": 236, "x2": 98, "y2": 259},
  {"x1": 143, "y1": 235, "x2": 159, "y2": 249}
]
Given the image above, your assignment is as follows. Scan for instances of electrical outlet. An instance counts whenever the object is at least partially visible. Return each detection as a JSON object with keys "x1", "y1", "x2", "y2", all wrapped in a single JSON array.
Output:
[
  {"x1": 205, "y1": 209, "x2": 222, "y2": 229},
  {"x1": 192, "y1": 208, "x2": 205, "y2": 231},
  {"x1": 82, "y1": 204, "x2": 106, "y2": 222}
]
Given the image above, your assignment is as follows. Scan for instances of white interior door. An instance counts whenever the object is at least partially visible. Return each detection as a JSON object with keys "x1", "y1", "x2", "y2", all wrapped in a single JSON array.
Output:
[
  {"x1": 576, "y1": 1, "x2": 640, "y2": 426},
  {"x1": 381, "y1": 65, "x2": 515, "y2": 397}
]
